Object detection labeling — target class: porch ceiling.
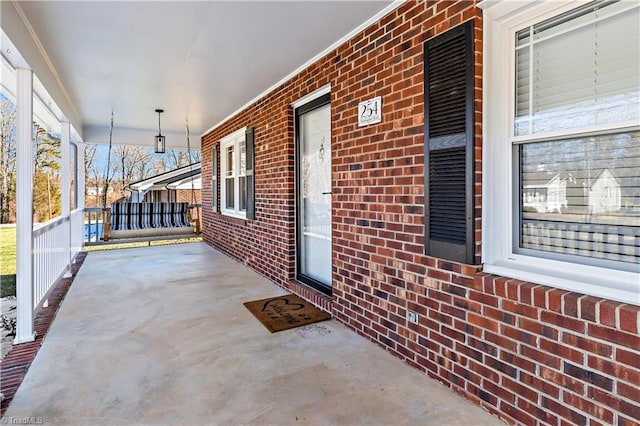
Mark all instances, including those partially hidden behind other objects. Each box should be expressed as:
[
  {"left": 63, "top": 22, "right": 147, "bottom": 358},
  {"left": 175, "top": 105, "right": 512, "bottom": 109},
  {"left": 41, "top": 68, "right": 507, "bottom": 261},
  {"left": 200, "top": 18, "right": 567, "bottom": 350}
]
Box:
[{"left": 10, "top": 1, "right": 393, "bottom": 149}]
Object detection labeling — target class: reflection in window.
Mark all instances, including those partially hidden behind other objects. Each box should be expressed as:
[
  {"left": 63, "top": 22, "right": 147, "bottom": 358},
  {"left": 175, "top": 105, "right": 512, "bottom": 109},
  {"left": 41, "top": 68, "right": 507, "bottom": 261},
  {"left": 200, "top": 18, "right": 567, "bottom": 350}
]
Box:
[{"left": 519, "top": 132, "right": 639, "bottom": 268}]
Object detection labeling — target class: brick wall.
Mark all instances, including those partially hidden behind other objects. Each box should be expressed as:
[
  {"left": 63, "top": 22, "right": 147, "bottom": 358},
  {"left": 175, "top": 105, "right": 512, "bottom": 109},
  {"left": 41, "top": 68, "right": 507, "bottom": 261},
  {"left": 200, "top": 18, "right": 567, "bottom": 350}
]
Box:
[
  {"left": 201, "top": 1, "right": 640, "bottom": 425},
  {"left": 176, "top": 189, "right": 201, "bottom": 205}
]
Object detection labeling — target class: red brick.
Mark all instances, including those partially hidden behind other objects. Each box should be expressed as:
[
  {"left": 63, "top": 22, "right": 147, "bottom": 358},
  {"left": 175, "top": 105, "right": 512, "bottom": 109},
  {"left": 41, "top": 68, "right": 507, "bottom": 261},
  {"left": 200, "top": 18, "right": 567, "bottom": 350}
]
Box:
[
  {"left": 502, "top": 299, "right": 539, "bottom": 319},
  {"left": 587, "top": 355, "right": 640, "bottom": 386},
  {"left": 579, "top": 295, "right": 600, "bottom": 322},
  {"left": 619, "top": 304, "right": 639, "bottom": 334},
  {"left": 562, "top": 390, "right": 614, "bottom": 423},
  {"left": 588, "top": 386, "right": 640, "bottom": 422},
  {"left": 588, "top": 324, "right": 640, "bottom": 351},
  {"left": 541, "top": 396, "right": 587, "bottom": 425},
  {"left": 499, "top": 401, "right": 537, "bottom": 426},
  {"left": 539, "top": 365, "right": 585, "bottom": 394},
  {"left": 516, "top": 398, "right": 558, "bottom": 425},
  {"left": 619, "top": 416, "right": 640, "bottom": 426},
  {"left": 532, "top": 285, "right": 547, "bottom": 309},
  {"left": 616, "top": 348, "right": 640, "bottom": 369},
  {"left": 483, "top": 379, "right": 515, "bottom": 404},
  {"left": 540, "top": 339, "right": 584, "bottom": 364},
  {"left": 562, "top": 332, "right": 612, "bottom": 357},
  {"left": 618, "top": 381, "right": 639, "bottom": 401},
  {"left": 468, "top": 312, "right": 499, "bottom": 333},
  {"left": 547, "top": 289, "right": 565, "bottom": 313},
  {"left": 520, "top": 371, "right": 560, "bottom": 399},
  {"left": 540, "top": 311, "right": 585, "bottom": 334},
  {"left": 598, "top": 299, "right": 618, "bottom": 327}
]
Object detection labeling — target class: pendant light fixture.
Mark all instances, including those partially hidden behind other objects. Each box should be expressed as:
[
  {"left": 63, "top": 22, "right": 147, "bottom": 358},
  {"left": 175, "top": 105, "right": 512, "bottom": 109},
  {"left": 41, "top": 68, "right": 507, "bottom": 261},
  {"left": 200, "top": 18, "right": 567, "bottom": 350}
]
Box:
[{"left": 154, "top": 108, "right": 166, "bottom": 153}]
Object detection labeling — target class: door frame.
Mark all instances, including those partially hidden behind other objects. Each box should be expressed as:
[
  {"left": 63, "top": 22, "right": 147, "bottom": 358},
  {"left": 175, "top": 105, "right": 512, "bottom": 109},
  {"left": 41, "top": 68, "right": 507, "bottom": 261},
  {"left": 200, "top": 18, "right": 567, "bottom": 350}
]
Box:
[{"left": 294, "top": 92, "right": 332, "bottom": 295}]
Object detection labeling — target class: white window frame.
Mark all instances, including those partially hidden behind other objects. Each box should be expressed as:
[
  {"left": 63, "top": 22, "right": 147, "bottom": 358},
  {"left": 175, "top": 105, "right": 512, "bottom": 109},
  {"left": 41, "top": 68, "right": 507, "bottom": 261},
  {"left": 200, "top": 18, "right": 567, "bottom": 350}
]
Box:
[
  {"left": 480, "top": 0, "right": 640, "bottom": 305},
  {"left": 220, "top": 127, "right": 247, "bottom": 219}
]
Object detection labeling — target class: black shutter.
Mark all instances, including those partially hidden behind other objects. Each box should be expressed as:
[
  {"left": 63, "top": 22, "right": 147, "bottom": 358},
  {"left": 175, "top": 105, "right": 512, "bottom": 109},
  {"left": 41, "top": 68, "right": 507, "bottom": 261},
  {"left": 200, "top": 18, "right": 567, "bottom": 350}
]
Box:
[
  {"left": 423, "top": 21, "right": 475, "bottom": 264},
  {"left": 245, "top": 127, "right": 255, "bottom": 220},
  {"left": 212, "top": 145, "right": 218, "bottom": 211}
]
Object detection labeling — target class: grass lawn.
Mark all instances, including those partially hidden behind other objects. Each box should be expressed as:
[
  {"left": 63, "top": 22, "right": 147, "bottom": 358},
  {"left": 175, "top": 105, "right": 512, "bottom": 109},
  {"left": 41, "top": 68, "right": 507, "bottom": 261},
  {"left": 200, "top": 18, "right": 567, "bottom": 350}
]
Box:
[{"left": 1, "top": 225, "right": 16, "bottom": 297}]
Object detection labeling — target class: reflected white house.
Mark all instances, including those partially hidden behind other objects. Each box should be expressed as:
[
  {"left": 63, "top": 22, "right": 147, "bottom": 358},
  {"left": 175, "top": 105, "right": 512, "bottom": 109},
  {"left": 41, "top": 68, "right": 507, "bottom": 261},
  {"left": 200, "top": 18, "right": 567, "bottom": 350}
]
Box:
[
  {"left": 589, "top": 169, "right": 622, "bottom": 214},
  {"left": 523, "top": 174, "right": 568, "bottom": 213},
  {"left": 523, "top": 169, "right": 625, "bottom": 215}
]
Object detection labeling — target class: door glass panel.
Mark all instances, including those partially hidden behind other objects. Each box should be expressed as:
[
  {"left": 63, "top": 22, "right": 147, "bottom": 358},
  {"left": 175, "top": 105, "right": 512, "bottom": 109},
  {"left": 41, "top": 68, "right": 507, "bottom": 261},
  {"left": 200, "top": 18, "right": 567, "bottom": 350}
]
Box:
[{"left": 298, "top": 103, "right": 332, "bottom": 287}]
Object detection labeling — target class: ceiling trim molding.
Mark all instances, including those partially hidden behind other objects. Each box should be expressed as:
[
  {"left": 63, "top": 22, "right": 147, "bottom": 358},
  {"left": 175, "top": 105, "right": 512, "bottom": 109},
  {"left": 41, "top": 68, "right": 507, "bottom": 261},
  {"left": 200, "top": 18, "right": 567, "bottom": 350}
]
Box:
[{"left": 201, "top": 0, "right": 404, "bottom": 138}]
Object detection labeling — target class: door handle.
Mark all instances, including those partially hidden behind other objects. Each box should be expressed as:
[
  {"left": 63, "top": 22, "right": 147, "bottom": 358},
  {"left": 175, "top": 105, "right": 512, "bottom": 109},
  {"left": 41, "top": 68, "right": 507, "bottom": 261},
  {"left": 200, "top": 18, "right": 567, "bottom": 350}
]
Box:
[{"left": 322, "top": 192, "right": 332, "bottom": 195}]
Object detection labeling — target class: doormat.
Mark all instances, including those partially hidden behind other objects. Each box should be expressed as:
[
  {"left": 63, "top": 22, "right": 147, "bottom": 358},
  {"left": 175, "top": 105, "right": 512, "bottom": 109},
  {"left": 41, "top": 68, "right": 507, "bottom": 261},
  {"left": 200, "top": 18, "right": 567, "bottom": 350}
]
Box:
[{"left": 243, "top": 294, "right": 331, "bottom": 333}]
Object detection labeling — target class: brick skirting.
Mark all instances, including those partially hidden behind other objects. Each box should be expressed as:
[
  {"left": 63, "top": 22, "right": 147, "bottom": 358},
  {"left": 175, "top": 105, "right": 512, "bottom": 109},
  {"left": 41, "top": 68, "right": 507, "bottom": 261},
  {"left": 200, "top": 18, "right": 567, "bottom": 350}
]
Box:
[{"left": 0, "top": 252, "right": 87, "bottom": 416}]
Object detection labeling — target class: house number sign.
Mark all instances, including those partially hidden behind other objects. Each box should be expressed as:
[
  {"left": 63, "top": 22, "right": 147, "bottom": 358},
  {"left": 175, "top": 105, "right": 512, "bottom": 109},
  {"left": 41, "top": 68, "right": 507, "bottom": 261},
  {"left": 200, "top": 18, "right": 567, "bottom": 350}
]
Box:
[{"left": 358, "top": 96, "right": 382, "bottom": 127}]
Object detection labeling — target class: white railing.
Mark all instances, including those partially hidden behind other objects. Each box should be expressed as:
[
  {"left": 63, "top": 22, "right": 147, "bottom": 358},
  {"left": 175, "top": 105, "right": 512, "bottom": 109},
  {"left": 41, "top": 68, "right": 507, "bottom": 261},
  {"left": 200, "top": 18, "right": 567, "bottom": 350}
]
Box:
[
  {"left": 70, "top": 208, "right": 85, "bottom": 254},
  {"left": 32, "top": 215, "right": 70, "bottom": 309},
  {"left": 84, "top": 207, "right": 107, "bottom": 244}
]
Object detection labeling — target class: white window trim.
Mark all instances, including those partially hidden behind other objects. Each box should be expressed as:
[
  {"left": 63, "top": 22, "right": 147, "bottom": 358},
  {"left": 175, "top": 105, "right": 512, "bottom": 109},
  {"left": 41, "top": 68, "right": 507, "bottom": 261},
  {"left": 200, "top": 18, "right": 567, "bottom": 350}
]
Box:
[
  {"left": 480, "top": 1, "right": 640, "bottom": 305},
  {"left": 220, "top": 127, "right": 247, "bottom": 219}
]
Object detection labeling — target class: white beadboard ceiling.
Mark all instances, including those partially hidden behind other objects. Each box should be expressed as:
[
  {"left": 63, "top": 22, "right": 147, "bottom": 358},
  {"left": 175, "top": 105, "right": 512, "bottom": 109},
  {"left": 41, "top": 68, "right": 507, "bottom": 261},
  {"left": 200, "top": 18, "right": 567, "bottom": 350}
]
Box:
[{"left": 5, "top": 1, "right": 394, "bottom": 149}]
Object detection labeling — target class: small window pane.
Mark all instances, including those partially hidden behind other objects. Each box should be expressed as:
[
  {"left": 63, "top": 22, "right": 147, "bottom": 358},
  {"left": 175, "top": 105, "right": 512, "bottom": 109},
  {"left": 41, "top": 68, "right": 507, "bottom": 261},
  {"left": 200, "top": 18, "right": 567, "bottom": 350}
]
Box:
[
  {"left": 239, "top": 176, "right": 247, "bottom": 211},
  {"left": 240, "top": 142, "right": 246, "bottom": 175},
  {"left": 226, "top": 146, "right": 235, "bottom": 177},
  {"left": 225, "top": 177, "right": 234, "bottom": 208},
  {"left": 518, "top": 131, "right": 640, "bottom": 269}
]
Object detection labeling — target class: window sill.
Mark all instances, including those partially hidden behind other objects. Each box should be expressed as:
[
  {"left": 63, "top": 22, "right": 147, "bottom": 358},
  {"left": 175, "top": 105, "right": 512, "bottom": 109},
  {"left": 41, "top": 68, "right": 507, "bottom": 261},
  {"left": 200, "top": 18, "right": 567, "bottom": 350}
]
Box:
[
  {"left": 219, "top": 211, "right": 247, "bottom": 225},
  {"left": 483, "top": 258, "right": 640, "bottom": 305}
]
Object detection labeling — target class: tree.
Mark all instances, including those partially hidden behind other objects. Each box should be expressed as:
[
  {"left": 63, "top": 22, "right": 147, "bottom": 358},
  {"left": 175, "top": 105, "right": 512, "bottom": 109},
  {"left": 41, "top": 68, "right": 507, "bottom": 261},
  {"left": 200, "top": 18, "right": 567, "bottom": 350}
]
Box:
[
  {"left": 32, "top": 124, "right": 61, "bottom": 222},
  {"left": 113, "top": 145, "right": 152, "bottom": 194},
  {"left": 84, "top": 144, "right": 97, "bottom": 203},
  {"left": 0, "top": 97, "right": 16, "bottom": 223}
]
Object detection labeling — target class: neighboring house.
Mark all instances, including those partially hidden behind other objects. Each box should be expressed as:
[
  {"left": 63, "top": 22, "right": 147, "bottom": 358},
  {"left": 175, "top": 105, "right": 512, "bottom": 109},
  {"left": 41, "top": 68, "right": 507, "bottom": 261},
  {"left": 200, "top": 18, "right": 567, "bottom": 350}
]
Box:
[
  {"left": 85, "top": 186, "right": 114, "bottom": 197},
  {"left": 523, "top": 168, "right": 626, "bottom": 216},
  {"left": 589, "top": 168, "right": 622, "bottom": 214},
  {"left": 125, "top": 163, "right": 201, "bottom": 204},
  {"left": 523, "top": 173, "right": 570, "bottom": 214}
]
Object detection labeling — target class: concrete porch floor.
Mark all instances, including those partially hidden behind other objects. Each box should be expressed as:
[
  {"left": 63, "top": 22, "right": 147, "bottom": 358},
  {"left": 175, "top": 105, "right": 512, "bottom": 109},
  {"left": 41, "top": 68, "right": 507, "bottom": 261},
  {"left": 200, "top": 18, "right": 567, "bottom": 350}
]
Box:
[{"left": 4, "top": 243, "right": 503, "bottom": 425}]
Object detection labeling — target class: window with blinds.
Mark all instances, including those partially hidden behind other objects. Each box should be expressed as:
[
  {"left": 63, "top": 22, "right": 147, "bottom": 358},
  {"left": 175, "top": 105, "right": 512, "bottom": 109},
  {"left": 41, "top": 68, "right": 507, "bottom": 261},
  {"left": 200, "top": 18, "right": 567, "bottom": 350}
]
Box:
[
  {"left": 514, "top": 1, "right": 640, "bottom": 272},
  {"left": 515, "top": 1, "right": 639, "bottom": 136}
]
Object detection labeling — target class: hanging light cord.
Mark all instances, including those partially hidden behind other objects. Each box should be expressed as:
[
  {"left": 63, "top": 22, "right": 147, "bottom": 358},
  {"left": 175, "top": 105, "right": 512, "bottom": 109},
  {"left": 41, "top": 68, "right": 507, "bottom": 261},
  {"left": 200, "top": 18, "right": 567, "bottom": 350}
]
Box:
[
  {"left": 186, "top": 118, "right": 196, "bottom": 206},
  {"left": 103, "top": 111, "right": 114, "bottom": 208}
]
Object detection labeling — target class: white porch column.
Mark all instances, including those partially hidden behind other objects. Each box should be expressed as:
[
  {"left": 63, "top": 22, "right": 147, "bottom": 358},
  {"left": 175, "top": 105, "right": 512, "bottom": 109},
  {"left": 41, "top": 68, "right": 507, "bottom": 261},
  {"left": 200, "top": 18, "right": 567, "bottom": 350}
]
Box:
[
  {"left": 15, "top": 68, "right": 35, "bottom": 344},
  {"left": 61, "top": 121, "right": 72, "bottom": 277}
]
